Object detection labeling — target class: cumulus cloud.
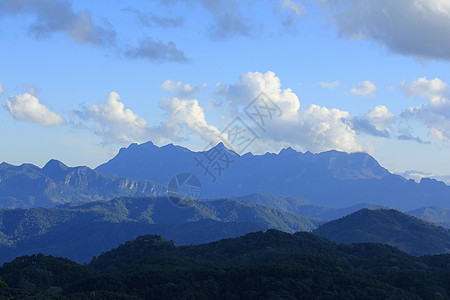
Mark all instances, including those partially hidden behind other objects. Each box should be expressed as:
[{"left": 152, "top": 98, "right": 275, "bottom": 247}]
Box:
[
  {"left": 216, "top": 71, "right": 300, "bottom": 121},
  {"left": 159, "top": 96, "right": 224, "bottom": 145},
  {"left": 0, "top": 0, "right": 115, "bottom": 45},
  {"left": 401, "top": 77, "right": 450, "bottom": 142},
  {"left": 216, "top": 71, "right": 362, "bottom": 153},
  {"left": 351, "top": 81, "right": 377, "bottom": 98},
  {"left": 352, "top": 105, "right": 395, "bottom": 138},
  {"left": 401, "top": 77, "right": 448, "bottom": 105},
  {"left": 319, "top": 80, "right": 339, "bottom": 89},
  {"left": 5, "top": 93, "right": 66, "bottom": 126},
  {"left": 160, "top": 80, "right": 206, "bottom": 99},
  {"left": 318, "top": 0, "right": 450, "bottom": 61},
  {"left": 74, "top": 92, "right": 162, "bottom": 145},
  {"left": 125, "top": 37, "right": 188, "bottom": 62},
  {"left": 74, "top": 89, "right": 222, "bottom": 147}
]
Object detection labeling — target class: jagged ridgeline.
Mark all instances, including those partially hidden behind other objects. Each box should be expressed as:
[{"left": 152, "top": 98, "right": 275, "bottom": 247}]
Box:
[
  {"left": 0, "top": 160, "right": 168, "bottom": 208},
  {"left": 96, "top": 141, "right": 450, "bottom": 210}
]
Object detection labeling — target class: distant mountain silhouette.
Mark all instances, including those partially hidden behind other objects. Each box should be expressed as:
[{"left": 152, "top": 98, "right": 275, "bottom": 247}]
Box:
[
  {"left": 0, "top": 160, "right": 167, "bottom": 208},
  {"left": 235, "top": 193, "right": 387, "bottom": 221},
  {"left": 313, "top": 208, "right": 450, "bottom": 256},
  {"left": 96, "top": 141, "right": 450, "bottom": 210},
  {"left": 408, "top": 206, "right": 450, "bottom": 229}
]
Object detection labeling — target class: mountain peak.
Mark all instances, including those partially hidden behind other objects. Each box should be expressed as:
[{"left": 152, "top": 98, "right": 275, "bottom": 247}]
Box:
[
  {"left": 208, "top": 142, "right": 239, "bottom": 156},
  {"left": 42, "top": 159, "right": 70, "bottom": 181},
  {"left": 279, "top": 147, "right": 298, "bottom": 155},
  {"left": 43, "top": 159, "right": 69, "bottom": 171}
]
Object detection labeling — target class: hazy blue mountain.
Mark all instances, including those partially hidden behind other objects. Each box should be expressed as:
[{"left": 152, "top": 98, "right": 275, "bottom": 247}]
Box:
[
  {"left": 0, "top": 196, "right": 318, "bottom": 263},
  {"left": 314, "top": 208, "right": 450, "bottom": 256},
  {"left": 0, "top": 159, "right": 168, "bottom": 208},
  {"left": 234, "top": 193, "right": 387, "bottom": 221},
  {"left": 408, "top": 206, "right": 450, "bottom": 229},
  {"left": 96, "top": 141, "right": 450, "bottom": 210}
]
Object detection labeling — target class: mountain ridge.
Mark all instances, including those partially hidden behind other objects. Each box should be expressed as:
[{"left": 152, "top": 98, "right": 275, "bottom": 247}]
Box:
[
  {"left": 0, "top": 160, "right": 168, "bottom": 208},
  {"left": 95, "top": 141, "right": 450, "bottom": 210}
]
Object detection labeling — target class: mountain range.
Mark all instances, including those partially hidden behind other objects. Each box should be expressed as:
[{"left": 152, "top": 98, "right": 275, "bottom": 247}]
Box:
[
  {"left": 96, "top": 141, "right": 450, "bottom": 210},
  {"left": 0, "top": 159, "right": 167, "bottom": 208},
  {"left": 1, "top": 141, "right": 449, "bottom": 212}
]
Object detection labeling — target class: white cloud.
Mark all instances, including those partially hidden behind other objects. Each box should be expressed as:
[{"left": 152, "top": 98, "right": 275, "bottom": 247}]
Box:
[
  {"left": 351, "top": 81, "right": 377, "bottom": 98},
  {"left": 158, "top": 80, "right": 222, "bottom": 145},
  {"left": 0, "top": 83, "right": 4, "bottom": 96},
  {"left": 216, "top": 71, "right": 362, "bottom": 153},
  {"left": 159, "top": 96, "right": 224, "bottom": 145},
  {"left": 160, "top": 80, "right": 206, "bottom": 99},
  {"left": 365, "top": 105, "right": 395, "bottom": 132},
  {"left": 352, "top": 105, "right": 395, "bottom": 138},
  {"left": 401, "top": 77, "right": 450, "bottom": 142},
  {"left": 75, "top": 89, "right": 222, "bottom": 147},
  {"left": 318, "top": 0, "right": 450, "bottom": 61},
  {"left": 5, "top": 93, "right": 66, "bottom": 126},
  {"left": 216, "top": 71, "right": 300, "bottom": 121},
  {"left": 75, "top": 92, "right": 160, "bottom": 145},
  {"left": 401, "top": 77, "right": 448, "bottom": 105},
  {"left": 319, "top": 80, "right": 339, "bottom": 89}
]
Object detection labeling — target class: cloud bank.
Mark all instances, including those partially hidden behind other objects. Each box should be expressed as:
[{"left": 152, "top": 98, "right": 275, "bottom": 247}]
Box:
[
  {"left": 319, "top": 0, "right": 450, "bottom": 61},
  {"left": 0, "top": 0, "right": 115, "bottom": 45}
]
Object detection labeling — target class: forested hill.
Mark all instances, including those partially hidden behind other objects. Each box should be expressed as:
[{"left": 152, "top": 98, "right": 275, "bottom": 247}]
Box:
[
  {"left": 0, "top": 196, "right": 318, "bottom": 263},
  {"left": 0, "top": 230, "right": 449, "bottom": 299},
  {"left": 314, "top": 208, "right": 450, "bottom": 256}
]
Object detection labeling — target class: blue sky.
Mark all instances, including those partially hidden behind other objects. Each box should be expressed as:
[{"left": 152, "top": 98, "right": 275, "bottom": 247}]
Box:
[{"left": 0, "top": 0, "right": 449, "bottom": 183}]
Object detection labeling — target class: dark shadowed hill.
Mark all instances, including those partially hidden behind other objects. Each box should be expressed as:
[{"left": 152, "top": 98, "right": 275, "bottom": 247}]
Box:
[
  {"left": 1, "top": 230, "right": 449, "bottom": 299},
  {"left": 313, "top": 208, "right": 450, "bottom": 256},
  {"left": 95, "top": 141, "right": 450, "bottom": 210}
]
